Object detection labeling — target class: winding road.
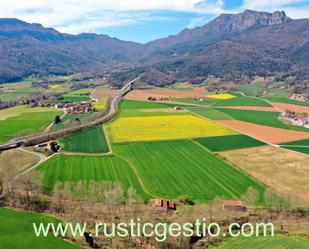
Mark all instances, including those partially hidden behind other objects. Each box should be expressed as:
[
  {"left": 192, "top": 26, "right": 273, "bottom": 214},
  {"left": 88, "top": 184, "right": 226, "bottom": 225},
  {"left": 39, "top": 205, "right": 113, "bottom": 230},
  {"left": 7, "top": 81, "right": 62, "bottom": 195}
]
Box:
[{"left": 0, "top": 78, "right": 138, "bottom": 152}]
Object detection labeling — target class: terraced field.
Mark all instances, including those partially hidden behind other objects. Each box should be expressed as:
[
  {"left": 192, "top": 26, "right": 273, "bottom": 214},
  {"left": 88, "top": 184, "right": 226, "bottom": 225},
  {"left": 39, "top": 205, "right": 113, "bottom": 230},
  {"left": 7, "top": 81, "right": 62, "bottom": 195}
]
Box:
[
  {"left": 195, "top": 134, "right": 265, "bottom": 152},
  {"left": 60, "top": 126, "right": 109, "bottom": 153},
  {"left": 0, "top": 106, "right": 63, "bottom": 143},
  {"left": 106, "top": 114, "right": 237, "bottom": 143},
  {"left": 114, "top": 140, "right": 265, "bottom": 202},
  {"left": 209, "top": 235, "right": 309, "bottom": 249},
  {"left": 0, "top": 208, "right": 82, "bottom": 249},
  {"left": 216, "top": 108, "right": 309, "bottom": 132}
]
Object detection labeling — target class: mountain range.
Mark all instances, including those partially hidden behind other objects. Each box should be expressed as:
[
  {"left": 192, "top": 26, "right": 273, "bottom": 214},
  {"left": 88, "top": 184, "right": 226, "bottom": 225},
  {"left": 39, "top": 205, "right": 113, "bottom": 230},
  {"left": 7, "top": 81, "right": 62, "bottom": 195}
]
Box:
[{"left": 1, "top": 10, "right": 309, "bottom": 85}]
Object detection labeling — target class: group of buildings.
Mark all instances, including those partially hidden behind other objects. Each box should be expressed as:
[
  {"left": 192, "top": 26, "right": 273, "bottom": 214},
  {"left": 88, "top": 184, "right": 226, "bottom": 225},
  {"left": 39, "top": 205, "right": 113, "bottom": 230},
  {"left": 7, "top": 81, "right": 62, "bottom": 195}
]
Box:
[
  {"left": 280, "top": 110, "right": 309, "bottom": 128},
  {"left": 56, "top": 101, "right": 97, "bottom": 114}
]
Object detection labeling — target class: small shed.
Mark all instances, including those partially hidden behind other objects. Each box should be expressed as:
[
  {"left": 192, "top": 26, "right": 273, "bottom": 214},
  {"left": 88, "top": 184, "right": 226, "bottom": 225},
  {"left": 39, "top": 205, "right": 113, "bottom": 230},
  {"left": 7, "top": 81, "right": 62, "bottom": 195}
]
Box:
[{"left": 223, "top": 200, "right": 246, "bottom": 211}]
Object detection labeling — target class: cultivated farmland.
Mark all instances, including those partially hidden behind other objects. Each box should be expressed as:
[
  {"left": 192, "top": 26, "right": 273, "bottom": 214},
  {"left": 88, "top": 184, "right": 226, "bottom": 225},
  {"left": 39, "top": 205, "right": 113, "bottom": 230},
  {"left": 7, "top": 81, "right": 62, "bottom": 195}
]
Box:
[
  {"left": 216, "top": 108, "right": 309, "bottom": 132},
  {"left": 280, "top": 138, "right": 309, "bottom": 155},
  {"left": 113, "top": 140, "right": 265, "bottom": 202},
  {"left": 0, "top": 208, "right": 82, "bottom": 249},
  {"left": 106, "top": 114, "right": 237, "bottom": 143},
  {"left": 195, "top": 134, "right": 265, "bottom": 152},
  {"left": 119, "top": 99, "right": 187, "bottom": 109},
  {"left": 188, "top": 107, "right": 233, "bottom": 120},
  {"left": 212, "top": 95, "right": 271, "bottom": 107},
  {"left": 60, "top": 126, "right": 109, "bottom": 154},
  {"left": 207, "top": 93, "right": 236, "bottom": 100},
  {"left": 209, "top": 235, "right": 309, "bottom": 249},
  {"left": 0, "top": 106, "right": 63, "bottom": 143},
  {"left": 37, "top": 154, "right": 149, "bottom": 199}
]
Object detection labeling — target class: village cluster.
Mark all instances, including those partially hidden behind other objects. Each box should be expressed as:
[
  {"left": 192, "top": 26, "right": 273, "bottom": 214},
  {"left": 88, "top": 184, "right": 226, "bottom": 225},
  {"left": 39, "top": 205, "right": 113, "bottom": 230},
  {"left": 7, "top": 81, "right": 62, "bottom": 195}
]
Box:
[
  {"left": 55, "top": 100, "right": 97, "bottom": 114},
  {"left": 280, "top": 110, "right": 309, "bottom": 128}
]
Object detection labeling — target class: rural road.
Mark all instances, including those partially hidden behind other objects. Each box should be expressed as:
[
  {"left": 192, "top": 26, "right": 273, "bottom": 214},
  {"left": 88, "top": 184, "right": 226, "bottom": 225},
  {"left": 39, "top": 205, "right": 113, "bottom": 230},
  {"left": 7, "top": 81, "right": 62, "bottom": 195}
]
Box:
[{"left": 0, "top": 77, "right": 138, "bottom": 151}]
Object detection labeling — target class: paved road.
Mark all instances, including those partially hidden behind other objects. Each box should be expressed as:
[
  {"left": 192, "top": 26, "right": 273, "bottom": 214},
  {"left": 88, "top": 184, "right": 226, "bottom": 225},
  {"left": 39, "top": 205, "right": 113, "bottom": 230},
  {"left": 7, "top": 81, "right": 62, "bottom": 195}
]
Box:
[{"left": 0, "top": 78, "right": 138, "bottom": 151}]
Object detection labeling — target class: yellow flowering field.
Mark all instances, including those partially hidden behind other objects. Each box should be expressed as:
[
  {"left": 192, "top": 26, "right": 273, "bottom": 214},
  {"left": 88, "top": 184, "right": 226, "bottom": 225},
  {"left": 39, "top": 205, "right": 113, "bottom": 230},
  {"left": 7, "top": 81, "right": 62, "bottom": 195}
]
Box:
[
  {"left": 207, "top": 93, "right": 236, "bottom": 100},
  {"left": 106, "top": 114, "right": 237, "bottom": 143},
  {"left": 93, "top": 99, "right": 106, "bottom": 110}
]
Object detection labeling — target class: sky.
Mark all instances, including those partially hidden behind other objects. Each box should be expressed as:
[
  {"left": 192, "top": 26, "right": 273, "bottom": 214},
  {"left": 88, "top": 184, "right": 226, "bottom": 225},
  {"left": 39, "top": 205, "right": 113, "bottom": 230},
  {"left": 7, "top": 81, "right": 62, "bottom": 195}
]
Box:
[{"left": 0, "top": 0, "right": 309, "bottom": 43}]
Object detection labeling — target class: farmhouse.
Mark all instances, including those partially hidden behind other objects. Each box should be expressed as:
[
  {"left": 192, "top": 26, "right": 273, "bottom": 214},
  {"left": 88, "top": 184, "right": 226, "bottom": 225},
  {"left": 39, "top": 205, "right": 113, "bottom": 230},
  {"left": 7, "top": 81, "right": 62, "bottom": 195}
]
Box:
[
  {"left": 149, "top": 199, "right": 176, "bottom": 212},
  {"left": 223, "top": 200, "right": 247, "bottom": 211},
  {"left": 35, "top": 140, "right": 61, "bottom": 153}
]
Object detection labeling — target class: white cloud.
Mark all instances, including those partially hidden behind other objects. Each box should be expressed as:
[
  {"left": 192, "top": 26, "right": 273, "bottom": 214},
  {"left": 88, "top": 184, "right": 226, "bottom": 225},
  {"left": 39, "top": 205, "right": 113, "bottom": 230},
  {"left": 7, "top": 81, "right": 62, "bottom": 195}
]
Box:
[{"left": 0, "top": 0, "right": 308, "bottom": 35}]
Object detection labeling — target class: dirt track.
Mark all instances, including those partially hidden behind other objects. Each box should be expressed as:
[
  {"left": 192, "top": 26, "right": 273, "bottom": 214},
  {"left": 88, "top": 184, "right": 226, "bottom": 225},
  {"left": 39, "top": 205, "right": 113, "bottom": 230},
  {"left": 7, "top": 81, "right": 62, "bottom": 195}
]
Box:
[{"left": 217, "top": 119, "right": 309, "bottom": 144}]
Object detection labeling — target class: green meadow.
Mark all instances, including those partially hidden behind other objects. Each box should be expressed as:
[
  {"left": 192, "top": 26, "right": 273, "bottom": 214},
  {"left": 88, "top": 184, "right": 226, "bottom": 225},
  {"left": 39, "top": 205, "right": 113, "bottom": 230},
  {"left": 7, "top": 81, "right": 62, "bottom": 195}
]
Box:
[
  {"left": 280, "top": 138, "right": 309, "bottom": 155},
  {"left": 208, "top": 235, "right": 309, "bottom": 249},
  {"left": 120, "top": 99, "right": 188, "bottom": 109},
  {"left": 60, "top": 126, "right": 109, "bottom": 154},
  {"left": 212, "top": 95, "right": 271, "bottom": 107},
  {"left": 195, "top": 134, "right": 265, "bottom": 152},
  {"left": 38, "top": 140, "right": 264, "bottom": 202},
  {"left": 188, "top": 107, "right": 233, "bottom": 120},
  {"left": 37, "top": 154, "right": 149, "bottom": 198},
  {"left": 0, "top": 106, "right": 63, "bottom": 143},
  {"left": 0, "top": 208, "right": 82, "bottom": 249}
]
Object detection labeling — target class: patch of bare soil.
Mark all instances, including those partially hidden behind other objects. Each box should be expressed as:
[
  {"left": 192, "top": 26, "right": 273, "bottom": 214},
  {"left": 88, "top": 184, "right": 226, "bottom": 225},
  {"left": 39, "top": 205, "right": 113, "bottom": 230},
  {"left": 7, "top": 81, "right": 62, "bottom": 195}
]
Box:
[
  {"left": 216, "top": 106, "right": 281, "bottom": 112},
  {"left": 271, "top": 102, "right": 309, "bottom": 113},
  {"left": 220, "top": 145, "right": 309, "bottom": 206},
  {"left": 92, "top": 88, "right": 118, "bottom": 99},
  {"left": 125, "top": 87, "right": 206, "bottom": 100},
  {"left": 217, "top": 120, "right": 309, "bottom": 144}
]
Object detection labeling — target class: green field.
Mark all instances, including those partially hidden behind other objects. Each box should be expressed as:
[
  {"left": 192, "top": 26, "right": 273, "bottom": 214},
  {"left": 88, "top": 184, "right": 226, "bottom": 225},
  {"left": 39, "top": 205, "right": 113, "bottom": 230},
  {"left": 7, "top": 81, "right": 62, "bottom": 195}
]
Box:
[
  {"left": 264, "top": 96, "right": 309, "bottom": 106},
  {"left": 0, "top": 208, "right": 82, "bottom": 249},
  {"left": 38, "top": 140, "right": 264, "bottom": 202},
  {"left": 280, "top": 138, "right": 309, "bottom": 155},
  {"left": 216, "top": 108, "right": 309, "bottom": 132},
  {"left": 56, "top": 95, "right": 90, "bottom": 103},
  {"left": 195, "top": 135, "right": 265, "bottom": 152},
  {"left": 37, "top": 154, "right": 149, "bottom": 198},
  {"left": 61, "top": 126, "right": 109, "bottom": 153},
  {"left": 212, "top": 96, "right": 271, "bottom": 107},
  {"left": 0, "top": 80, "right": 35, "bottom": 101},
  {"left": 113, "top": 140, "right": 265, "bottom": 202},
  {"left": 0, "top": 106, "right": 63, "bottom": 143},
  {"left": 208, "top": 235, "right": 309, "bottom": 249},
  {"left": 188, "top": 107, "right": 233, "bottom": 120},
  {"left": 118, "top": 108, "right": 189, "bottom": 118},
  {"left": 120, "top": 99, "right": 187, "bottom": 109},
  {"left": 175, "top": 98, "right": 213, "bottom": 106}
]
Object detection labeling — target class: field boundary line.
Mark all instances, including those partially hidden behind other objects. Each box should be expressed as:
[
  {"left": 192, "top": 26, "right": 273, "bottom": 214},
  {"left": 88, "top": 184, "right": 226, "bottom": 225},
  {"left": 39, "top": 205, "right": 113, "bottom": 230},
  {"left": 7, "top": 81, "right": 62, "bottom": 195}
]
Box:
[
  {"left": 103, "top": 125, "right": 113, "bottom": 154},
  {"left": 190, "top": 139, "right": 264, "bottom": 197},
  {"left": 113, "top": 152, "right": 154, "bottom": 198},
  {"left": 60, "top": 151, "right": 112, "bottom": 156}
]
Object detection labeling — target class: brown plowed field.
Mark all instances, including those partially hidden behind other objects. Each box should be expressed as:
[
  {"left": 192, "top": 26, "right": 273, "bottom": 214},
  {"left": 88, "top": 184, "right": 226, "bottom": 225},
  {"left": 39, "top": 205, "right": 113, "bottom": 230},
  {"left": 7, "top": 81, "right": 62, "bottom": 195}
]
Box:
[
  {"left": 217, "top": 120, "right": 309, "bottom": 144},
  {"left": 216, "top": 106, "right": 281, "bottom": 112},
  {"left": 92, "top": 88, "right": 118, "bottom": 99},
  {"left": 220, "top": 145, "right": 309, "bottom": 206},
  {"left": 125, "top": 87, "right": 206, "bottom": 100},
  {"left": 271, "top": 102, "right": 309, "bottom": 113}
]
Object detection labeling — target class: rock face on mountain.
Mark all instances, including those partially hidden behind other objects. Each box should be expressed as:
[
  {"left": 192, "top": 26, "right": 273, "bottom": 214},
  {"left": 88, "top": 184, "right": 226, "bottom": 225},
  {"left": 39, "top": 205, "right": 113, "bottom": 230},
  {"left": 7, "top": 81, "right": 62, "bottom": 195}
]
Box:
[{"left": 0, "top": 10, "right": 309, "bottom": 84}]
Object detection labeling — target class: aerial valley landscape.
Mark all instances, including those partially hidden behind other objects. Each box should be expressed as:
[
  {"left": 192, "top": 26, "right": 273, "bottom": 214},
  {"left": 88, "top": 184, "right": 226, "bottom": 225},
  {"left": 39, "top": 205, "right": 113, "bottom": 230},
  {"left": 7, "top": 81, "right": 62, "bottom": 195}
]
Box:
[{"left": 0, "top": 4, "right": 309, "bottom": 249}]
